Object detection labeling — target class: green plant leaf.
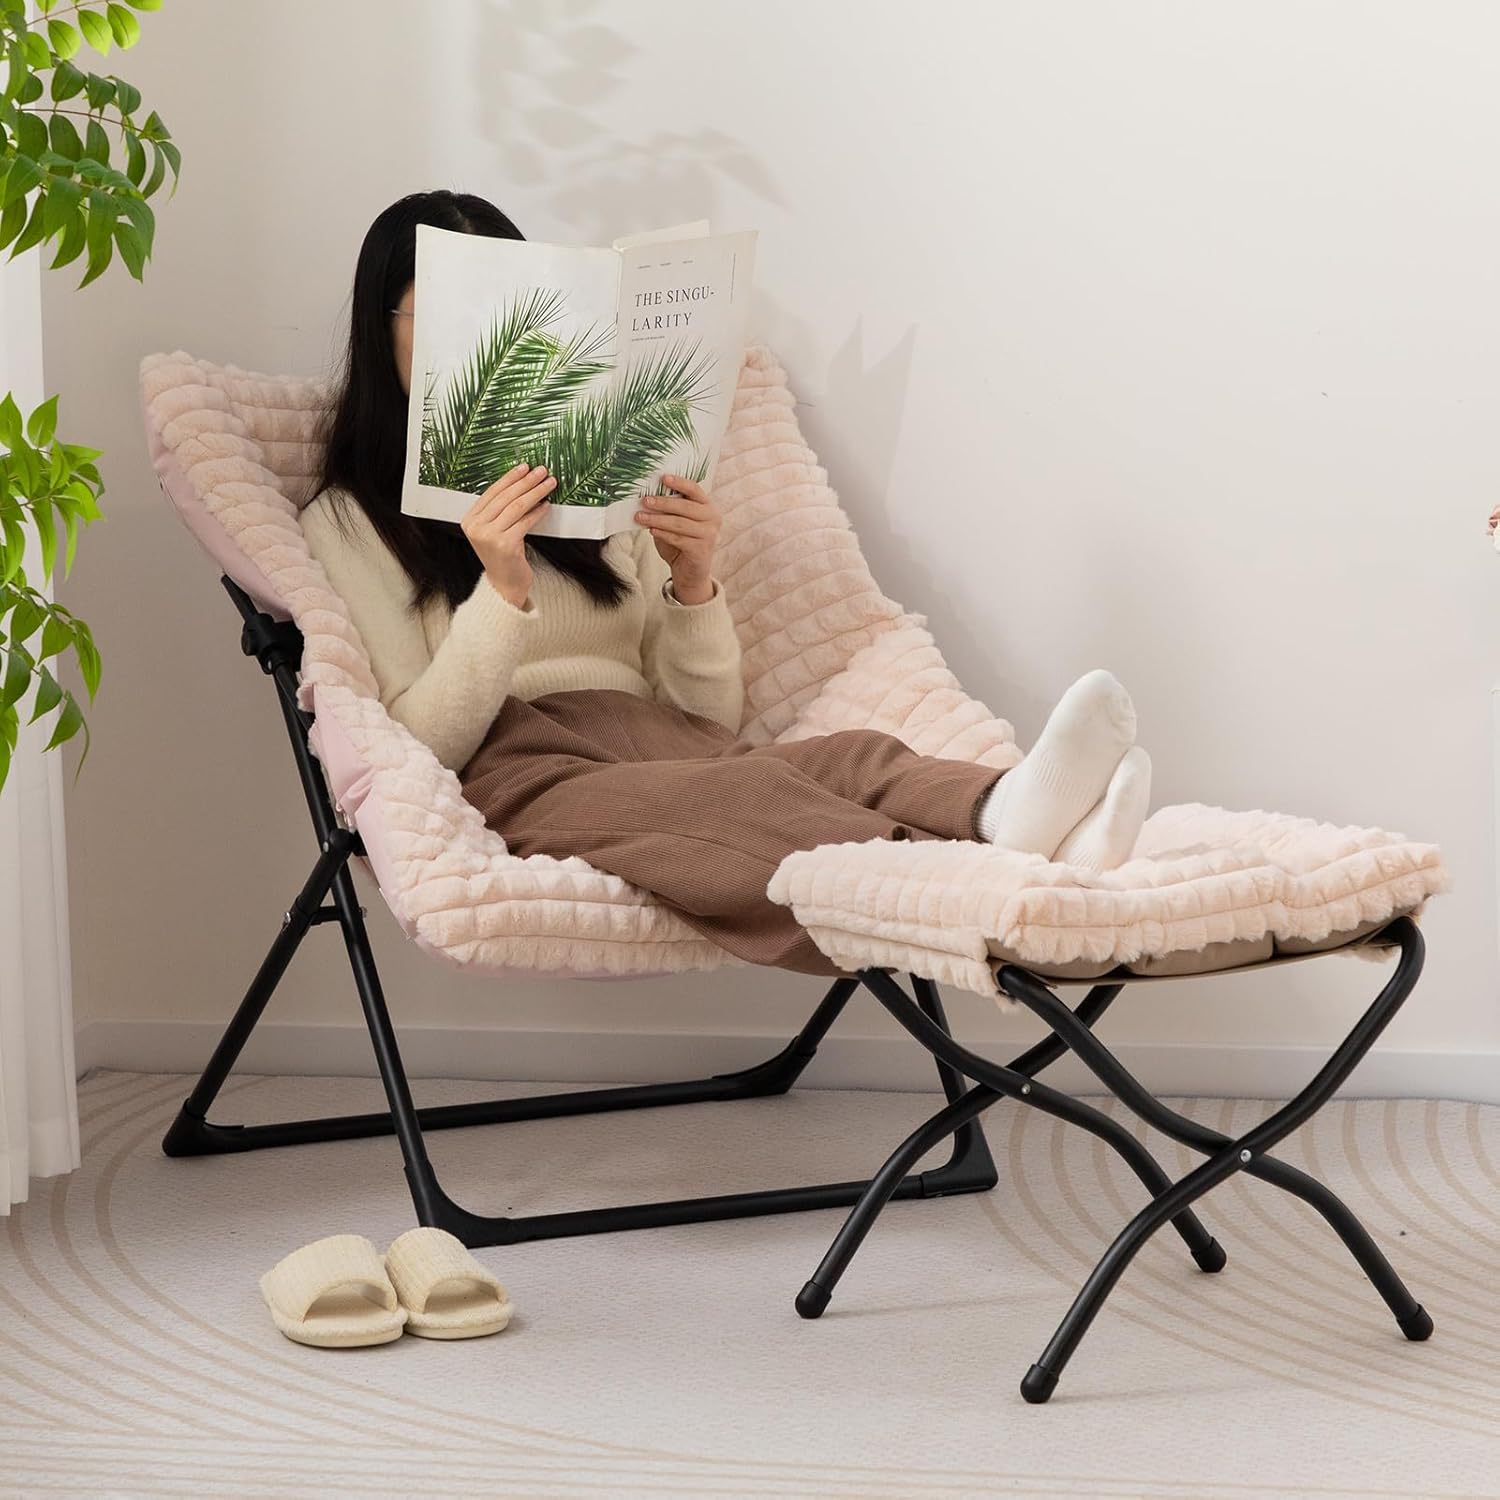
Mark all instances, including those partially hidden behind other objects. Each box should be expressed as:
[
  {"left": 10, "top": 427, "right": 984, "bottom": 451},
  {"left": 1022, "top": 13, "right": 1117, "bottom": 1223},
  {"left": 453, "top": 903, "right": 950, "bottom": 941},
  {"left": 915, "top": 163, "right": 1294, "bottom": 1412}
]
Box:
[
  {"left": 51, "top": 204, "right": 85, "bottom": 268},
  {"left": 83, "top": 70, "right": 114, "bottom": 109},
  {"left": 116, "top": 190, "right": 151, "bottom": 239},
  {"left": 105, "top": 3, "right": 139, "bottom": 47},
  {"left": 141, "top": 108, "right": 167, "bottom": 139},
  {"left": 49, "top": 112, "right": 83, "bottom": 161},
  {"left": 0, "top": 191, "right": 27, "bottom": 252},
  {"left": 141, "top": 138, "right": 164, "bottom": 197},
  {"left": 0, "top": 516, "right": 24, "bottom": 585},
  {"left": 124, "top": 0, "right": 162, "bottom": 10},
  {"left": 58, "top": 496, "right": 79, "bottom": 574},
  {"left": 25, "top": 394, "right": 58, "bottom": 446},
  {"left": 47, "top": 18, "right": 81, "bottom": 61},
  {"left": 43, "top": 687, "right": 81, "bottom": 750},
  {"left": 51, "top": 57, "right": 85, "bottom": 100},
  {"left": 28, "top": 663, "right": 62, "bottom": 722},
  {"left": 11, "top": 191, "right": 50, "bottom": 256},
  {"left": 15, "top": 110, "right": 47, "bottom": 159},
  {"left": 112, "top": 216, "right": 144, "bottom": 277},
  {"left": 537, "top": 343, "right": 713, "bottom": 509},
  {"left": 77, "top": 9, "right": 111, "bottom": 53},
  {"left": 40, "top": 171, "right": 81, "bottom": 234},
  {"left": 77, "top": 189, "right": 116, "bottom": 286},
  {"left": 419, "top": 291, "right": 616, "bottom": 493},
  {"left": 31, "top": 495, "right": 55, "bottom": 578},
  {"left": 122, "top": 128, "right": 144, "bottom": 185},
  {"left": 84, "top": 117, "right": 109, "bottom": 165},
  {"left": 22, "top": 29, "right": 50, "bottom": 69},
  {"left": 113, "top": 77, "right": 140, "bottom": 115},
  {"left": 10, "top": 438, "right": 39, "bottom": 494},
  {"left": 1, "top": 639, "right": 32, "bottom": 709},
  {"left": 73, "top": 621, "right": 100, "bottom": 696},
  {"left": 39, "top": 613, "right": 70, "bottom": 662},
  {"left": 0, "top": 393, "right": 21, "bottom": 449},
  {"left": 17, "top": 71, "right": 43, "bottom": 105},
  {"left": 2, "top": 152, "right": 41, "bottom": 206},
  {"left": 8, "top": 594, "right": 43, "bottom": 644}
]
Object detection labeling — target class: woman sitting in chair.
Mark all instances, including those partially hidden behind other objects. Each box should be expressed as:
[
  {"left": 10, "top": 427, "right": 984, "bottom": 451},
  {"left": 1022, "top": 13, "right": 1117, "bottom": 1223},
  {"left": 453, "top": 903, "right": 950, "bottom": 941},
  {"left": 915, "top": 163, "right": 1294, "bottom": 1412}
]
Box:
[{"left": 302, "top": 190, "right": 1153, "bottom": 976}]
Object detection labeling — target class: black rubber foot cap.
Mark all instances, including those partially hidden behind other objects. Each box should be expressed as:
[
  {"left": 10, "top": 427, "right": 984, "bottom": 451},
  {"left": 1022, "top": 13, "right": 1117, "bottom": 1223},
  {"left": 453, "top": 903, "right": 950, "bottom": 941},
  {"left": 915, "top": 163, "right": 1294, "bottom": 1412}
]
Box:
[
  {"left": 160, "top": 1107, "right": 209, "bottom": 1158},
  {"left": 1020, "top": 1363, "right": 1059, "bottom": 1404},
  {"left": 1399, "top": 1304, "right": 1434, "bottom": 1342},
  {"left": 1193, "top": 1237, "right": 1228, "bottom": 1274},
  {"left": 796, "top": 1281, "right": 831, "bottom": 1320}
]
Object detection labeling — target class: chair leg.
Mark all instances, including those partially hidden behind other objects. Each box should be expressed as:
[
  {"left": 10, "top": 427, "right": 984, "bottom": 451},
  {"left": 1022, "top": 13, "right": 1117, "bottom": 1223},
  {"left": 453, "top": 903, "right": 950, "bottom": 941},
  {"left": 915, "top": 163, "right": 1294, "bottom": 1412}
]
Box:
[
  {"left": 837, "top": 970, "right": 1226, "bottom": 1277},
  {"left": 797, "top": 1080, "right": 999, "bottom": 1317},
  {"left": 998, "top": 916, "right": 1431, "bottom": 1403},
  {"left": 797, "top": 975, "right": 1156, "bottom": 1318},
  {"left": 161, "top": 846, "right": 1000, "bottom": 1248},
  {"left": 161, "top": 839, "right": 350, "bottom": 1155}
]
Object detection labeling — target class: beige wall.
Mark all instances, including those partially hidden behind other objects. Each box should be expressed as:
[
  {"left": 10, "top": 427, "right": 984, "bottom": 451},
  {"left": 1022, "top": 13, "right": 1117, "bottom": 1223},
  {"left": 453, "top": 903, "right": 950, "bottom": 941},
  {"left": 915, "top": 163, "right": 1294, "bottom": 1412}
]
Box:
[{"left": 51, "top": 0, "right": 1500, "bottom": 1083}]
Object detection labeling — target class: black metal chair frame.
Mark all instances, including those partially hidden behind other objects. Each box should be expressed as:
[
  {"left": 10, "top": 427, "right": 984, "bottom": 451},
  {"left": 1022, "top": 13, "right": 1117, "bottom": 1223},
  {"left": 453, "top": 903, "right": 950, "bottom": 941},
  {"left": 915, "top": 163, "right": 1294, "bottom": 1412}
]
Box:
[{"left": 166, "top": 575, "right": 1432, "bottom": 1402}]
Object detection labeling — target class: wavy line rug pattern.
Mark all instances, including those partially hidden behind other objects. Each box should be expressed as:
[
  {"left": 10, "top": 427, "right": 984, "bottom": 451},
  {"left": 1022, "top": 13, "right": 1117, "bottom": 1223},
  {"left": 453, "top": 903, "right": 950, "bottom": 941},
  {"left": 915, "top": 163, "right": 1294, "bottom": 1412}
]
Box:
[{"left": 0, "top": 1070, "right": 1496, "bottom": 1499}]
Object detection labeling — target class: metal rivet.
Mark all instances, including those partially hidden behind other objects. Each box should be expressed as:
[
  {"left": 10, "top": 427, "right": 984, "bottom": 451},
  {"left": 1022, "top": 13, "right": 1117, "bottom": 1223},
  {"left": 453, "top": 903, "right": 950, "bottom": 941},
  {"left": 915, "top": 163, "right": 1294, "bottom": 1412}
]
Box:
[
  {"left": 1239, "top": 1149, "right": 1252, "bottom": 1163},
  {"left": 1021, "top": 1084, "right": 1032, "bottom": 1096}
]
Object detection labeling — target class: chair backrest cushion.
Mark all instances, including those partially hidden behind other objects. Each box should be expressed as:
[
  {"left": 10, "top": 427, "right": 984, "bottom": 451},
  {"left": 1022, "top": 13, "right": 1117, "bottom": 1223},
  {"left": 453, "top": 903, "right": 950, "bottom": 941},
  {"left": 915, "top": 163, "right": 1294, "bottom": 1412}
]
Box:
[{"left": 142, "top": 344, "right": 920, "bottom": 738}]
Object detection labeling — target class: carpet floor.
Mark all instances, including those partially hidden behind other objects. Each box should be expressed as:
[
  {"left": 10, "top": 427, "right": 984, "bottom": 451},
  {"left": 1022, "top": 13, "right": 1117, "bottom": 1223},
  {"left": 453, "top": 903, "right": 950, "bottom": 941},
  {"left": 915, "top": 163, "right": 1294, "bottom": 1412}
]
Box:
[{"left": 2, "top": 1070, "right": 1497, "bottom": 1498}]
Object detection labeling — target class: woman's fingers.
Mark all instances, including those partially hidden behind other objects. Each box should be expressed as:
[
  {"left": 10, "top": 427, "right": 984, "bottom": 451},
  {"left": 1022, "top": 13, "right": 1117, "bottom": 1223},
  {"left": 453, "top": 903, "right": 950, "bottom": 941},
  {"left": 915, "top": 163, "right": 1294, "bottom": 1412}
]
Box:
[
  {"left": 499, "top": 473, "right": 557, "bottom": 526},
  {"left": 640, "top": 492, "right": 710, "bottom": 520},
  {"left": 659, "top": 474, "right": 710, "bottom": 504},
  {"left": 480, "top": 470, "right": 555, "bottom": 529},
  {"left": 638, "top": 513, "right": 711, "bottom": 540},
  {"left": 472, "top": 465, "right": 552, "bottom": 526},
  {"left": 471, "top": 464, "right": 530, "bottom": 515}
]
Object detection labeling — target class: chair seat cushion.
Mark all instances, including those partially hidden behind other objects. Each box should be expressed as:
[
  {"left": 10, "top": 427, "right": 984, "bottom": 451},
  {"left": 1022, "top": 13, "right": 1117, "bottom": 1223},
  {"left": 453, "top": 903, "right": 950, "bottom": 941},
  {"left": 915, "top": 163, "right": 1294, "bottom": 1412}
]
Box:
[
  {"left": 766, "top": 803, "right": 1448, "bottom": 999},
  {"left": 143, "top": 343, "right": 1022, "bottom": 979},
  {"left": 143, "top": 343, "right": 1447, "bottom": 990}
]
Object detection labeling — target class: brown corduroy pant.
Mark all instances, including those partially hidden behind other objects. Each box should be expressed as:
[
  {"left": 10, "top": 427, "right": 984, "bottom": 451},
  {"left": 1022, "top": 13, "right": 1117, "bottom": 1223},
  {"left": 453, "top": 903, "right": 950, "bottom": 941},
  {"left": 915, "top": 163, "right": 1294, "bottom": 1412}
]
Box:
[{"left": 458, "top": 689, "right": 1005, "bottom": 976}]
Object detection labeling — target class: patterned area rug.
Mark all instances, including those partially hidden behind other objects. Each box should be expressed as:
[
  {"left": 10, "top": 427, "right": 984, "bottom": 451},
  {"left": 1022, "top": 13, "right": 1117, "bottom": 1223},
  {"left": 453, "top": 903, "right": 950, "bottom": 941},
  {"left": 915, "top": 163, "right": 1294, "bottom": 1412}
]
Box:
[{"left": 2, "top": 1071, "right": 1497, "bottom": 1498}]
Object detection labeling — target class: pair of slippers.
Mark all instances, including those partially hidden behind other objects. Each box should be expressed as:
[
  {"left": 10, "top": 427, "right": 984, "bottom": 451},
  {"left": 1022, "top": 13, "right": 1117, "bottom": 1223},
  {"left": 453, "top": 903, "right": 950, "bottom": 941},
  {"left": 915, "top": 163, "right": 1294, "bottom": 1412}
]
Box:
[{"left": 260, "top": 1227, "right": 513, "bottom": 1348}]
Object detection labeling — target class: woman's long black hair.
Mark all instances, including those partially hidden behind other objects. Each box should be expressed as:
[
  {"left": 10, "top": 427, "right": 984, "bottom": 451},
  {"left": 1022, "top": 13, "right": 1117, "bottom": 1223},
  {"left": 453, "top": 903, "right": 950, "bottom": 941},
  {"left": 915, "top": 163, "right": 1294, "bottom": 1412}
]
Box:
[{"left": 316, "top": 189, "right": 630, "bottom": 611}]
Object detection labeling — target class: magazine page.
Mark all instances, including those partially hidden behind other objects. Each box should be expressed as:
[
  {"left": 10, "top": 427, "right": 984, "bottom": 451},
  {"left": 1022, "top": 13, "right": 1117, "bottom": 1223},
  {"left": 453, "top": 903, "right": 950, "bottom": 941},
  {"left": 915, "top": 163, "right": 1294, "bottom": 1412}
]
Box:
[
  {"left": 400, "top": 224, "right": 621, "bottom": 528},
  {"left": 611, "top": 230, "right": 758, "bottom": 522},
  {"left": 610, "top": 220, "right": 710, "bottom": 251},
  {"left": 400, "top": 224, "right": 757, "bottom": 541}
]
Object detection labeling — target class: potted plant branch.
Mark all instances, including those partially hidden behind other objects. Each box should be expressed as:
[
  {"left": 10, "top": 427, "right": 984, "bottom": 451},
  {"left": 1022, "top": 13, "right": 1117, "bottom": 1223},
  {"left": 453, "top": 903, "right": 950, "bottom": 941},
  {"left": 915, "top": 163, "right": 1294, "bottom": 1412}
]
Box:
[{"left": 0, "top": 0, "right": 179, "bottom": 792}]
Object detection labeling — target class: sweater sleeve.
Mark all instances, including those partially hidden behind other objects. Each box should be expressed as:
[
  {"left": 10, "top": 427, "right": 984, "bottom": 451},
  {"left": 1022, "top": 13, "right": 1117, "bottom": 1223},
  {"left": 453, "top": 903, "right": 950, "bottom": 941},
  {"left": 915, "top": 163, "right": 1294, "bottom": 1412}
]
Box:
[
  {"left": 632, "top": 527, "right": 744, "bottom": 733},
  {"left": 301, "top": 491, "right": 539, "bottom": 772}
]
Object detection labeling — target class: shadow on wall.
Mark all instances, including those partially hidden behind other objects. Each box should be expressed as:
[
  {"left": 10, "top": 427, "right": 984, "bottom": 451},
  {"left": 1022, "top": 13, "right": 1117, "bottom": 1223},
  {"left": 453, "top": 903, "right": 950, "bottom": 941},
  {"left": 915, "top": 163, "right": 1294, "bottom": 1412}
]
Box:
[
  {"left": 472, "top": 0, "right": 782, "bottom": 240},
  {"left": 470, "top": 0, "right": 999, "bottom": 710},
  {"left": 469, "top": 0, "right": 835, "bottom": 377}
]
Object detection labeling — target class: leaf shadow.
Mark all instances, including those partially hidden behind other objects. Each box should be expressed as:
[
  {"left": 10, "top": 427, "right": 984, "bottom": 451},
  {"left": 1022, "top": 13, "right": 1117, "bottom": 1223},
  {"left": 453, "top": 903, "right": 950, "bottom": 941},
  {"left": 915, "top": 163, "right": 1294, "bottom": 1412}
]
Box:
[{"left": 472, "top": 0, "right": 786, "bottom": 244}]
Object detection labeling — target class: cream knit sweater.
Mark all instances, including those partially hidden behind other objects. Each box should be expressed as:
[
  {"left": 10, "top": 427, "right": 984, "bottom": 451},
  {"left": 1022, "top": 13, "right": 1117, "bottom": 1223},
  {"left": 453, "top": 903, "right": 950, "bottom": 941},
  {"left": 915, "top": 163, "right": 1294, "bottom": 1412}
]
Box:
[{"left": 301, "top": 489, "right": 744, "bottom": 772}]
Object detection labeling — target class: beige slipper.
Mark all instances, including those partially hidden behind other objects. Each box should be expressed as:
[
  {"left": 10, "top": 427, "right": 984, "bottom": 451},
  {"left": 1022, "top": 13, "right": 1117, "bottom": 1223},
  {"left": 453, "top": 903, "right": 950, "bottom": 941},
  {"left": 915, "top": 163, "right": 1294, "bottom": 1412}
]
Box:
[
  {"left": 384, "top": 1227, "right": 514, "bottom": 1340},
  {"left": 259, "top": 1233, "right": 407, "bottom": 1348}
]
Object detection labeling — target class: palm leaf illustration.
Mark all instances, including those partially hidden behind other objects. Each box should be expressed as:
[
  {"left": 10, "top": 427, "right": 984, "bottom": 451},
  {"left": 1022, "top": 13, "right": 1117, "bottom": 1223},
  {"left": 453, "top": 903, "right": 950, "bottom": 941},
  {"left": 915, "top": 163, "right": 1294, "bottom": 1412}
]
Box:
[
  {"left": 536, "top": 343, "right": 716, "bottom": 508},
  {"left": 652, "top": 448, "right": 712, "bottom": 494},
  {"left": 418, "top": 288, "right": 613, "bottom": 492}
]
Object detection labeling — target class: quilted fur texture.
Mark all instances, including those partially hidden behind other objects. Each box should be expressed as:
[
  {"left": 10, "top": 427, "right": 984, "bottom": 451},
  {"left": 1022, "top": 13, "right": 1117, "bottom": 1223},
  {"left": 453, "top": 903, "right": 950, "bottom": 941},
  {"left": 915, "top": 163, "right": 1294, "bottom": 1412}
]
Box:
[{"left": 141, "top": 345, "right": 1445, "bottom": 995}]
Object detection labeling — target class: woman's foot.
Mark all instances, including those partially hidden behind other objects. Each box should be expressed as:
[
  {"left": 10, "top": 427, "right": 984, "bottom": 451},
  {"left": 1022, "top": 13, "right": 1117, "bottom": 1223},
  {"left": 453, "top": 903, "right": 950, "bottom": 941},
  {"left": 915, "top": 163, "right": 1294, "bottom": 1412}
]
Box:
[
  {"left": 976, "top": 670, "right": 1136, "bottom": 857},
  {"left": 1054, "top": 746, "right": 1152, "bottom": 873}
]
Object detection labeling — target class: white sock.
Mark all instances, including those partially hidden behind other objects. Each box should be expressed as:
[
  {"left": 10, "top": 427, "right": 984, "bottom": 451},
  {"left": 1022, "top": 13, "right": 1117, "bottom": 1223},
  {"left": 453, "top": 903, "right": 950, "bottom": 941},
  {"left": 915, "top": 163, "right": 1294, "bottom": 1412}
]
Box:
[
  {"left": 976, "top": 669, "right": 1136, "bottom": 858},
  {"left": 1054, "top": 746, "right": 1152, "bottom": 873}
]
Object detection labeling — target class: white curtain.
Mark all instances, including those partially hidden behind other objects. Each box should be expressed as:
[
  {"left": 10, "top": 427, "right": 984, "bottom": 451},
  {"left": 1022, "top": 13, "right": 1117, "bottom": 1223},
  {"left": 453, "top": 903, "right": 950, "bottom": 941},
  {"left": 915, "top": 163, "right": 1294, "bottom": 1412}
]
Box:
[{"left": 0, "top": 245, "right": 79, "bottom": 1213}]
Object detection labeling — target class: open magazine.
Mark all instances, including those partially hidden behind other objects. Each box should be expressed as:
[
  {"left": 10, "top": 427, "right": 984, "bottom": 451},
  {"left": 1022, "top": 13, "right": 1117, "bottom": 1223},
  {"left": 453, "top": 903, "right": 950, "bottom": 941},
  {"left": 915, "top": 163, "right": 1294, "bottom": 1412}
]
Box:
[{"left": 400, "top": 220, "right": 757, "bottom": 539}]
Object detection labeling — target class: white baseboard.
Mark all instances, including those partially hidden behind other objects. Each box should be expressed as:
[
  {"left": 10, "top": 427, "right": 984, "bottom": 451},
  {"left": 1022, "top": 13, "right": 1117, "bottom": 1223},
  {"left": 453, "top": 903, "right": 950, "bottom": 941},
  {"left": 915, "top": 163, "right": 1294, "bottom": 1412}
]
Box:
[{"left": 72, "top": 1018, "right": 1500, "bottom": 1103}]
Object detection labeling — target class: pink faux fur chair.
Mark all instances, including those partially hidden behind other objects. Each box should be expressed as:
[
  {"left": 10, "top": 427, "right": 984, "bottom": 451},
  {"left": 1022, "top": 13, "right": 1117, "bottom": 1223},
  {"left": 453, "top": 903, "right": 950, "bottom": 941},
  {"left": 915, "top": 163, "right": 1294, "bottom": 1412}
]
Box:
[{"left": 141, "top": 343, "right": 1446, "bottom": 1402}]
